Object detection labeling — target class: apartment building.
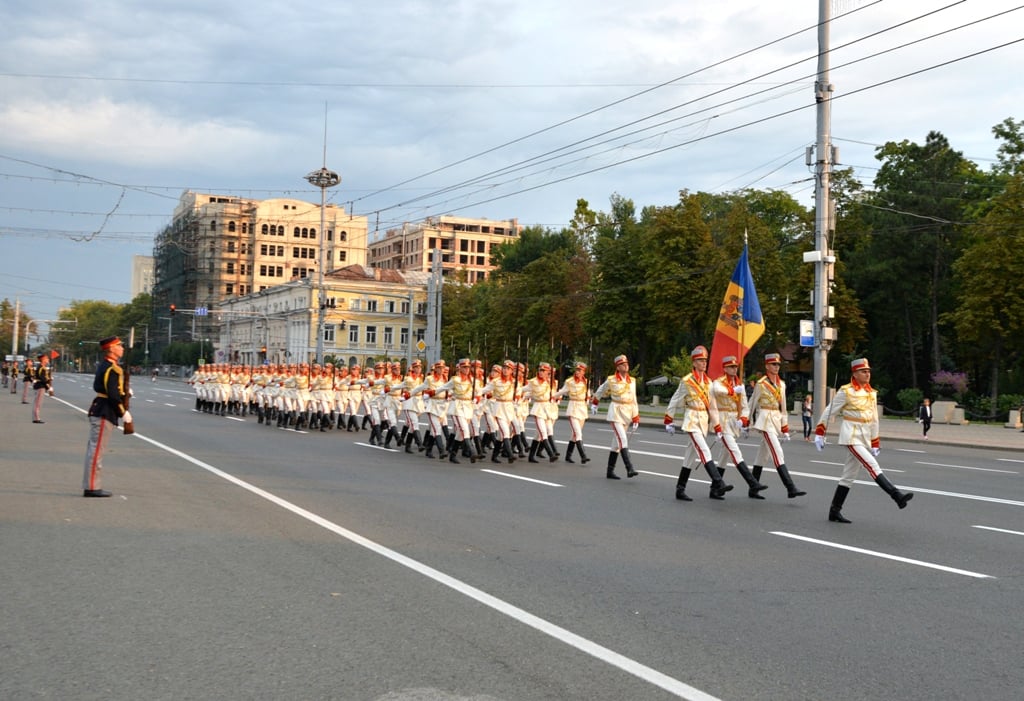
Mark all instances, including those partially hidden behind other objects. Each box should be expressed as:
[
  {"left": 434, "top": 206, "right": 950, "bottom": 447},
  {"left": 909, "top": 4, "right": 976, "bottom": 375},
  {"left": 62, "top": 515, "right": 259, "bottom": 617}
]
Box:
[{"left": 367, "top": 214, "right": 521, "bottom": 283}]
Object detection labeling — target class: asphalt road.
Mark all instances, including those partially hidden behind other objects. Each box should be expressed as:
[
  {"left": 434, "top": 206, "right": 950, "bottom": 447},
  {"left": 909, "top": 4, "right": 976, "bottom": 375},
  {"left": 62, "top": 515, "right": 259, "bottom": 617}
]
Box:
[{"left": 2, "top": 376, "right": 1022, "bottom": 701}]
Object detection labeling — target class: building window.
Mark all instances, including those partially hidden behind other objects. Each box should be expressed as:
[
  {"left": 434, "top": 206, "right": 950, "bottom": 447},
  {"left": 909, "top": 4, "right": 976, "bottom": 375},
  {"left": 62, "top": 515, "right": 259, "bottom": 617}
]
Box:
[
  {"left": 400, "top": 301, "right": 410, "bottom": 314},
  {"left": 383, "top": 327, "right": 393, "bottom": 346},
  {"left": 259, "top": 285, "right": 267, "bottom": 292},
  {"left": 228, "top": 221, "right": 236, "bottom": 232},
  {"left": 340, "top": 231, "right": 347, "bottom": 242},
  {"left": 348, "top": 324, "right": 359, "bottom": 345},
  {"left": 260, "top": 265, "right": 268, "bottom": 276},
  {"left": 239, "top": 284, "right": 247, "bottom": 295},
  {"left": 366, "top": 300, "right": 378, "bottom": 312},
  {"left": 416, "top": 303, "right": 427, "bottom": 315},
  {"left": 210, "top": 220, "right": 217, "bottom": 231},
  {"left": 262, "top": 224, "right": 269, "bottom": 235},
  {"left": 324, "top": 324, "right": 335, "bottom": 343},
  {"left": 338, "top": 250, "right": 346, "bottom": 262},
  {"left": 276, "top": 266, "right": 283, "bottom": 277},
  {"left": 310, "top": 228, "right": 317, "bottom": 239},
  {"left": 226, "top": 262, "right": 235, "bottom": 274},
  {"left": 415, "top": 328, "right": 425, "bottom": 342},
  {"left": 227, "top": 241, "right": 236, "bottom": 253},
  {"left": 400, "top": 327, "right": 409, "bottom": 346},
  {"left": 384, "top": 300, "right": 395, "bottom": 314},
  {"left": 327, "top": 229, "right": 333, "bottom": 241},
  {"left": 226, "top": 283, "right": 234, "bottom": 295},
  {"left": 294, "top": 227, "right": 301, "bottom": 237},
  {"left": 366, "top": 326, "right": 377, "bottom": 345}
]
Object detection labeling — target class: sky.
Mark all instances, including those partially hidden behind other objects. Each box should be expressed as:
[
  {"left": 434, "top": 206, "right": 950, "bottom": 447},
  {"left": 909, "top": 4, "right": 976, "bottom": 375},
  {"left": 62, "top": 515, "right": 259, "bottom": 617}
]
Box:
[{"left": 2, "top": 0, "right": 1022, "bottom": 337}]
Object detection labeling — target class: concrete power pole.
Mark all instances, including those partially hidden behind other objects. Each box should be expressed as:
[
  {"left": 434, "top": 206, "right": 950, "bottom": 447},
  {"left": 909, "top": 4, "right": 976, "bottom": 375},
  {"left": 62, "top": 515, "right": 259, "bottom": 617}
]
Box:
[
  {"left": 808, "top": 0, "right": 838, "bottom": 419},
  {"left": 425, "top": 250, "right": 442, "bottom": 365}
]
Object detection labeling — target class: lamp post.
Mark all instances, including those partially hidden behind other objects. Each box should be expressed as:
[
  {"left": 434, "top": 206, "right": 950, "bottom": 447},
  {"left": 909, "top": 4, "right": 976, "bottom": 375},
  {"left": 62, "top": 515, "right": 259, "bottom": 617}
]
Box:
[{"left": 305, "top": 165, "right": 341, "bottom": 365}]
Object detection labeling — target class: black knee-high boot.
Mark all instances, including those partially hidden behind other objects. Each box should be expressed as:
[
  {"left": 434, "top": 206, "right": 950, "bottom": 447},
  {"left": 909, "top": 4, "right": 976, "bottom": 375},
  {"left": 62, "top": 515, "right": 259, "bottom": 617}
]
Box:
[
  {"left": 491, "top": 438, "right": 504, "bottom": 463},
  {"left": 398, "top": 425, "right": 409, "bottom": 447},
  {"left": 829, "top": 484, "right": 852, "bottom": 523},
  {"left": 620, "top": 448, "right": 638, "bottom": 478},
  {"left": 704, "top": 460, "right": 732, "bottom": 499},
  {"left": 404, "top": 431, "right": 416, "bottom": 453},
  {"left": 576, "top": 441, "right": 590, "bottom": 463},
  {"left": 734, "top": 461, "right": 767, "bottom": 495},
  {"left": 502, "top": 438, "right": 516, "bottom": 464},
  {"left": 448, "top": 439, "right": 462, "bottom": 463},
  {"left": 876, "top": 474, "right": 913, "bottom": 509},
  {"left": 434, "top": 433, "right": 447, "bottom": 461},
  {"left": 777, "top": 464, "right": 806, "bottom": 498},
  {"left": 472, "top": 436, "right": 484, "bottom": 461},
  {"left": 564, "top": 441, "right": 576, "bottom": 463},
  {"left": 749, "top": 465, "right": 766, "bottom": 499},
  {"left": 607, "top": 451, "right": 621, "bottom": 480},
  {"left": 545, "top": 437, "right": 559, "bottom": 463},
  {"left": 528, "top": 440, "right": 541, "bottom": 463},
  {"left": 675, "top": 466, "right": 692, "bottom": 500},
  {"left": 362, "top": 415, "right": 371, "bottom": 430},
  {"left": 423, "top": 433, "right": 436, "bottom": 458}
]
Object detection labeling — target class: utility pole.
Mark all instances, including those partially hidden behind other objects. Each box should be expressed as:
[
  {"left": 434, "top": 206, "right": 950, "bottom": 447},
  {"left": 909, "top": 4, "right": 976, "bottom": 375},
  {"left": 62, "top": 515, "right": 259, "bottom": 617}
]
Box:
[
  {"left": 807, "top": 0, "right": 838, "bottom": 419},
  {"left": 425, "top": 249, "right": 442, "bottom": 365},
  {"left": 12, "top": 297, "right": 20, "bottom": 356},
  {"left": 306, "top": 106, "right": 341, "bottom": 366}
]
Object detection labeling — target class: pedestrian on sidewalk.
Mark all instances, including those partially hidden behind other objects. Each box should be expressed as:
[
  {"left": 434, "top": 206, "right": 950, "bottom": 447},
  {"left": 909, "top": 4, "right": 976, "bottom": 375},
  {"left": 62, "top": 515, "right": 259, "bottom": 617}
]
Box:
[
  {"left": 802, "top": 394, "right": 814, "bottom": 441},
  {"left": 82, "top": 336, "right": 132, "bottom": 498},
  {"left": 918, "top": 398, "right": 932, "bottom": 439},
  {"left": 815, "top": 357, "right": 913, "bottom": 523}
]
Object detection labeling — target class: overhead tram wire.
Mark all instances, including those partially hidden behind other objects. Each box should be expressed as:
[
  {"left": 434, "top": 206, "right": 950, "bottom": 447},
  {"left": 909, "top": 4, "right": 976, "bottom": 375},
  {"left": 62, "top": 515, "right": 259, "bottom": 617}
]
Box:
[
  {"left": 394, "top": 36, "right": 1024, "bottom": 221},
  {"left": 373, "top": 14, "right": 1024, "bottom": 223},
  {"left": 350, "top": 0, "right": 885, "bottom": 208},
  {"left": 364, "top": 1, "right": 994, "bottom": 218}
]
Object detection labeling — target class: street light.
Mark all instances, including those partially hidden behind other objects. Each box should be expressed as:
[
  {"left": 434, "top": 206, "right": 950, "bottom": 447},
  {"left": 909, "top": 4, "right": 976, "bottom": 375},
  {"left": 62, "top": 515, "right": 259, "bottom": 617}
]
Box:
[{"left": 304, "top": 164, "right": 341, "bottom": 365}]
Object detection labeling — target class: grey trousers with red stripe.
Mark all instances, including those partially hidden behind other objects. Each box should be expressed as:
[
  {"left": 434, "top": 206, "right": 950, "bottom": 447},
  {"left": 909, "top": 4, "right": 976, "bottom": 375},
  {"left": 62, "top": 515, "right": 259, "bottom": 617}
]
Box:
[{"left": 83, "top": 416, "right": 113, "bottom": 491}]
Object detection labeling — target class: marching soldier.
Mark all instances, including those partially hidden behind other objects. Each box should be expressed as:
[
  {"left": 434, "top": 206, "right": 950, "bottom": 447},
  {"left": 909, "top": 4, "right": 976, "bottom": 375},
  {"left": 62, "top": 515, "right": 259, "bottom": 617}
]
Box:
[
  {"left": 553, "top": 361, "right": 592, "bottom": 464},
  {"left": 591, "top": 354, "right": 640, "bottom": 479},
  {"left": 815, "top": 357, "right": 913, "bottom": 523},
  {"left": 478, "top": 361, "right": 519, "bottom": 464},
  {"left": 664, "top": 346, "right": 732, "bottom": 500},
  {"left": 421, "top": 358, "right": 482, "bottom": 463},
  {"left": 745, "top": 352, "right": 806, "bottom": 499},
  {"left": 400, "top": 360, "right": 425, "bottom": 452},
  {"left": 382, "top": 361, "right": 406, "bottom": 448},
  {"left": 709, "top": 355, "right": 767, "bottom": 497},
  {"left": 410, "top": 361, "right": 450, "bottom": 459},
  {"left": 523, "top": 362, "right": 559, "bottom": 463}
]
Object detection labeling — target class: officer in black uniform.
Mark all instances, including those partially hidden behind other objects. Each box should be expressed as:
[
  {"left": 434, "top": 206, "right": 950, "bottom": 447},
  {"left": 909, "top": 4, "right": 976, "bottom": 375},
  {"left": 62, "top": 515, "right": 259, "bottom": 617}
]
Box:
[{"left": 82, "top": 336, "right": 131, "bottom": 497}]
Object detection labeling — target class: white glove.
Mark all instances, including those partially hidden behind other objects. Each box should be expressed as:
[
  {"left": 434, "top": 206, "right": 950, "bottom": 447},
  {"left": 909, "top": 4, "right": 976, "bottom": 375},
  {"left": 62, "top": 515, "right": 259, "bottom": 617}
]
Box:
[
  {"left": 128, "top": 387, "right": 135, "bottom": 397},
  {"left": 122, "top": 410, "right": 133, "bottom": 424},
  {"left": 665, "top": 424, "right": 675, "bottom": 435},
  {"left": 741, "top": 428, "right": 749, "bottom": 440},
  {"left": 714, "top": 431, "right": 723, "bottom": 442},
  {"left": 871, "top": 447, "right": 880, "bottom": 457},
  {"left": 734, "top": 419, "right": 744, "bottom": 432},
  {"left": 782, "top": 432, "right": 791, "bottom": 442},
  {"left": 589, "top": 402, "right": 598, "bottom": 416},
  {"left": 916, "top": 418, "right": 921, "bottom": 424},
  {"left": 814, "top": 434, "right": 825, "bottom": 451}
]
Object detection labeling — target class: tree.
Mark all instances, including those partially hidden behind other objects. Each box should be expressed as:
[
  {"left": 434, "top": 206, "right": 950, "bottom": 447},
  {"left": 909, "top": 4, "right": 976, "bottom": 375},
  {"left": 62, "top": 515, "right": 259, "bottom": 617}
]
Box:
[{"left": 946, "top": 172, "right": 1024, "bottom": 404}]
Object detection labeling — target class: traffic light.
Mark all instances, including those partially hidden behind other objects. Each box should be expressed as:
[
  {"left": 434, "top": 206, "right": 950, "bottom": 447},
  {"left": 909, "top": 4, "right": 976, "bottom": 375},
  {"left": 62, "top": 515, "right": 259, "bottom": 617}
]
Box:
[
  {"left": 170, "top": 304, "right": 176, "bottom": 316},
  {"left": 260, "top": 346, "right": 267, "bottom": 354}
]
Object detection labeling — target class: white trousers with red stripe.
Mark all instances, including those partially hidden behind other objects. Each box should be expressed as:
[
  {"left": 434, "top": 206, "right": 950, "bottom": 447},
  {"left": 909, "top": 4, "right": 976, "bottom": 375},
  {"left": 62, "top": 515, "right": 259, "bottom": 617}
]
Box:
[
  {"left": 754, "top": 429, "right": 786, "bottom": 468},
  {"left": 839, "top": 443, "right": 882, "bottom": 487}
]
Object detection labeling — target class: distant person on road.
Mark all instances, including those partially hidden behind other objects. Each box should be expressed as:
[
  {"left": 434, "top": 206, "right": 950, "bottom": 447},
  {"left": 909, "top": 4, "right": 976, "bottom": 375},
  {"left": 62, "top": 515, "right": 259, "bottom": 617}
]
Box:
[
  {"left": 31, "top": 352, "right": 54, "bottom": 423},
  {"left": 815, "top": 357, "right": 913, "bottom": 523},
  {"left": 21, "top": 358, "right": 35, "bottom": 403},
  {"left": 82, "top": 336, "right": 131, "bottom": 498},
  {"left": 918, "top": 397, "right": 932, "bottom": 440},
  {"left": 802, "top": 393, "right": 814, "bottom": 441}
]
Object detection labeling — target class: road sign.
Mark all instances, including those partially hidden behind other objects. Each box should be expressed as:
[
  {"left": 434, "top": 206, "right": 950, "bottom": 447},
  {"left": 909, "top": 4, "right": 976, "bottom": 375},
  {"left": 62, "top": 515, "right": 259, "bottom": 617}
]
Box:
[
  {"left": 194, "top": 306, "right": 208, "bottom": 316},
  {"left": 416, "top": 340, "right": 426, "bottom": 352},
  {"left": 799, "top": 320, "right": 815, "bottom": 347}
]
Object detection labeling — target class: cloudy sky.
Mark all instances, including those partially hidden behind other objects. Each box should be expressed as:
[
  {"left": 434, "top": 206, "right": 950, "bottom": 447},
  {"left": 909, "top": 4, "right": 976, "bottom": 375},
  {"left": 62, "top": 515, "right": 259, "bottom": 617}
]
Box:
[{"left": 2, "top": 0, "right": 1021, "bottom": 335}]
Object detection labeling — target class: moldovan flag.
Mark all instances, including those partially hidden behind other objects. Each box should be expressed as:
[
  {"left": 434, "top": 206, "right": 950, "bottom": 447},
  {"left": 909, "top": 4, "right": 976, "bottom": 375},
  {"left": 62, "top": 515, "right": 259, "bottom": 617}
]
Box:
[{"left": 708, "top": 246, "right": 764, "bottom": 374}]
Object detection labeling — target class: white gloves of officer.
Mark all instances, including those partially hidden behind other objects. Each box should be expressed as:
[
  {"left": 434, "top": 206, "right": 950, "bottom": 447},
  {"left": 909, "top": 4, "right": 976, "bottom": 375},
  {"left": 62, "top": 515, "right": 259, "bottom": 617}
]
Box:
[
  {"left": 589, "top": 402, "right": 598, "bottom": 416},
  {"left": 128, "top": 387, "right": 135, "bottom": 397},
  {"left": 122, "top": 410, "right": 133, "bottom": 424},
  {"left": 814, "top": 434, "right": 825, "bottom": 451},
  {"left": 665, "top": 424, "right": 675, "bottom": 435},
  {"left": 782, "top": 432, "right": 791, "bottom": 442},
  {"left": 871, "top": 447, "right": 880, "bottom": 457}
]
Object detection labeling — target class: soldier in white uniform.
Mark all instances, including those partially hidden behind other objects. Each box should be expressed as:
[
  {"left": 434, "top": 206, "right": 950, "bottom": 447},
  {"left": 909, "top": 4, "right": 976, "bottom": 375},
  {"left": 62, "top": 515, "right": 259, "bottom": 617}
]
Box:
[
  {"left": 663, "top": 346, "right": 732, "bottom": 501},
  {"left": 399, "top": 360, "right": 425, "bottom": 452},
  {"left": 709, "top": 355, "right": 767, "bottom": 497},
  {"left": 478, "top": 361, "right": 519, "bottom": 464},
  {"left": 423, "top": 358, "right": 482, "bottom": 463},
  {"left": 553, "top": 362, "right": 592, "bottom": 464},
  {"left": 410, "top": 361, "right": 450, "bottom": 459},
  {"left": 745, "top": 352, "right": 806, "bottom": 499},
  {"left": 523, "top": 362, "right": 559, "bottom": 463},
  {"left": 815, "top": 357, "right": 913, "bottom": 523},
  {"left": 591, "top": 354, "right": 640, "bottom": 479}
]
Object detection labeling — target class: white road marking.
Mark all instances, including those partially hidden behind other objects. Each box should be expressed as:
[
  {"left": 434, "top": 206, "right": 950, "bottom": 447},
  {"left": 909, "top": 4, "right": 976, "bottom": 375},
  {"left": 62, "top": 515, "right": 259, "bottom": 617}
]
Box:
[
  {"left": 916, "top": 461, "right": 1017, "bottom": 475},
  {"left": 479, "top": 469, "right": 563, "bottom": 487},
  {"left": 145, "top": 399, "right": 155, "bottom": 403},
  {"left": 894, "top": 448, "right": 926, "bottom": 453},
  {"left": 119, "top": 427, "right": 717, "bottom": 701},
  {"left": 972, "top": 525, "right": 1024, "bottom": 537},
  {"left": 164, "top": 403, "right": 176, "bottom": 407},
  {"left": 771, "top": 532, "right": 994, "bottom": 579},
  {"left": 997, "top": 457, "right": 1024, "bottom": 464}
]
